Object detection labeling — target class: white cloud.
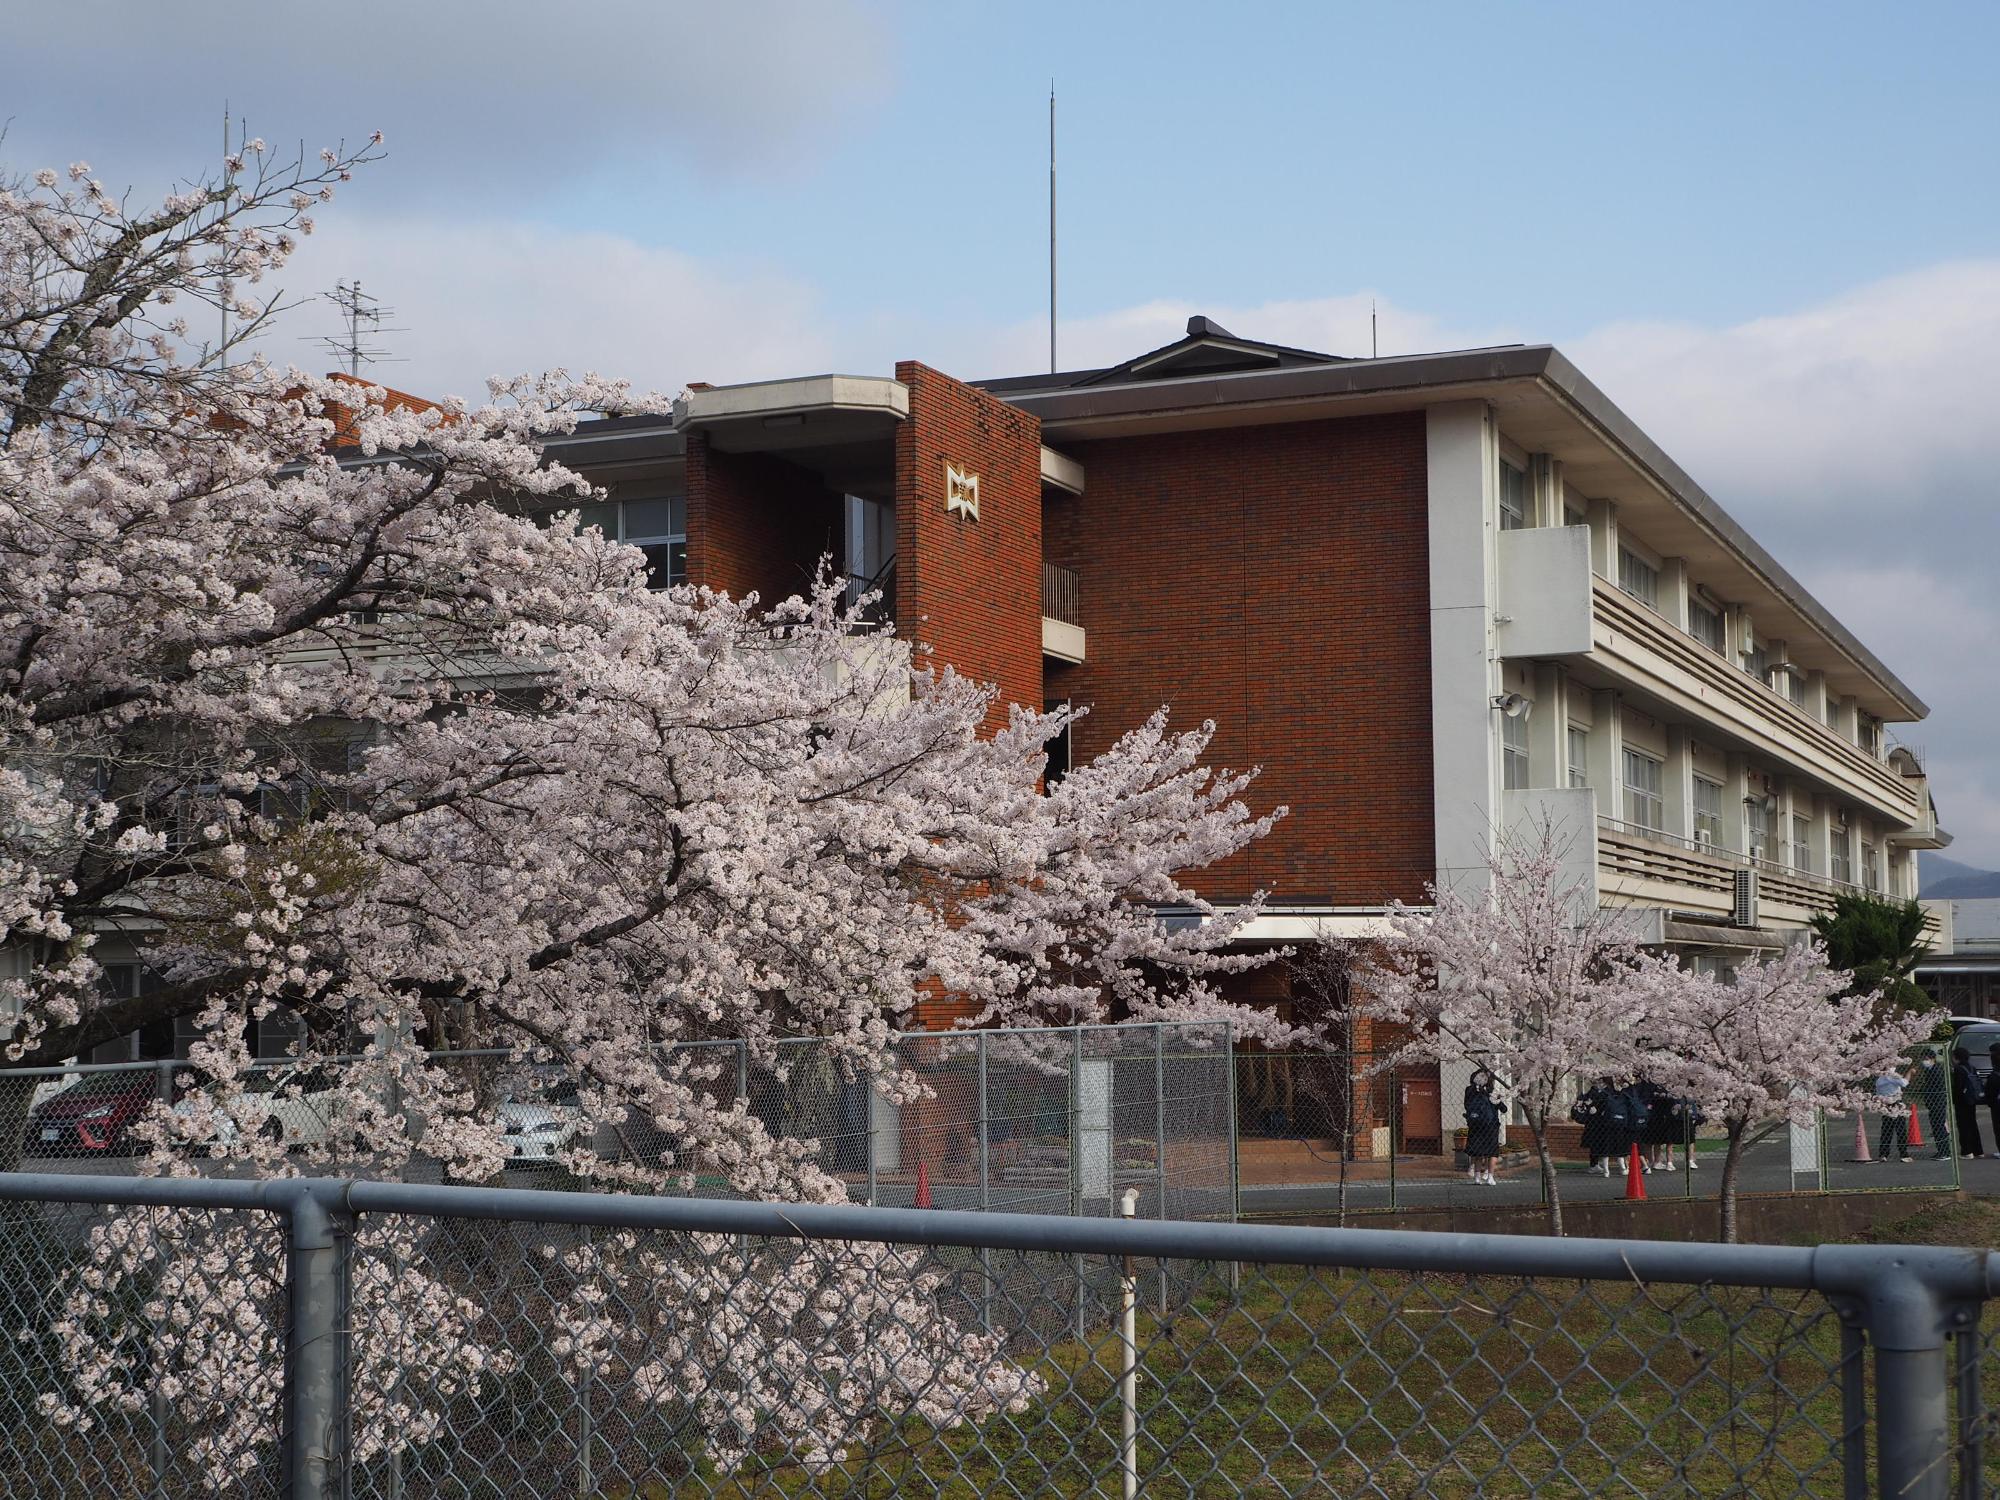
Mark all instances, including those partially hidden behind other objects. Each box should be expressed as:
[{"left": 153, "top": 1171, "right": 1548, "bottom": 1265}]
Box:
[
  {"left": 1567, "top": 261, "right": 2000, "bottom": 525},
  {"left": 947, "top": 292, "right": 1515, "bottom": 379},
  {"left": 267, "top": 214, "right": 836, "bottom": 401}
]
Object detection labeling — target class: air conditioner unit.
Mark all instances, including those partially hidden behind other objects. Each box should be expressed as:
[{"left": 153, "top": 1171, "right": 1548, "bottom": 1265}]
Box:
[{"left": 1732, "top": 869, "right": 1759, "bottom": 928}]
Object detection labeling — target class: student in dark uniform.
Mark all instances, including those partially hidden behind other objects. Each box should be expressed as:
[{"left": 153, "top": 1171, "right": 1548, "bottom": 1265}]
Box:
[
  {"left": 1613, "top": 1077, "right": 1648, "bottom": 1174},
  {"left": 1981, "top": 1044, "right": 2000, "bottom": 1160},
  {"left": 1912, "top": 1051, "right": 1952, "bottom": 1161},
  {"left": 1572, "top": 1079, "right": 1619, "bottom": 1177},
  {"left": 1463, "top": 1069, "right": 1502, "bottom": 1187},
  {"left": 1954, "top": 1048, "right": 1986, "bottom": 1159}
]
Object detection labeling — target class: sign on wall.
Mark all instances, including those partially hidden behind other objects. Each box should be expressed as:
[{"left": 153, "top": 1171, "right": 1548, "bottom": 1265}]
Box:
[{"left": 944, "top": 462, "right": 980, "bottom": 522}]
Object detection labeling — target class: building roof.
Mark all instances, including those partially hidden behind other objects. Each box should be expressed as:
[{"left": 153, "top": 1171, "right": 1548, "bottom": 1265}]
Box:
[{"left": 983, "top": 335, "right": 1927, "bottom": 721}]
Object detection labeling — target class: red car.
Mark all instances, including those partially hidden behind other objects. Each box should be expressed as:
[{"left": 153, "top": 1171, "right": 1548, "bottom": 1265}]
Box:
[{"left": 27, "top": 1072, "right": 158, "bottom": 1157}]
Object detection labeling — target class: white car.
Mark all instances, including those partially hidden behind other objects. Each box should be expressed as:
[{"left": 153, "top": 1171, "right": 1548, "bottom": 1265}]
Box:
[{"left": 500, "top": 1098, "right": 583, "bottom": 1166}]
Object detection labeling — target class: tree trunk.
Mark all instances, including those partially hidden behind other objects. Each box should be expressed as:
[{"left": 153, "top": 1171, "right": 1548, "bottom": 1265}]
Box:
[
  {"left": 1530, "top": 1116, "right": 1564, "bottom": 1237},
  {"left": 1718, "top": 1122, "right": 1748, "bottom": 1244}
]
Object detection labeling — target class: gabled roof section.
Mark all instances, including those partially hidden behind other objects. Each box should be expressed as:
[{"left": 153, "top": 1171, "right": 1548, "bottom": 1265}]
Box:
[{"left": 1075, "top": 315, "right": 1350, "bottom": 386}]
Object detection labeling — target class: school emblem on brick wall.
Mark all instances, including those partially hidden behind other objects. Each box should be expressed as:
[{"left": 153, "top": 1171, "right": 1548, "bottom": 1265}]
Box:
[{"left": 944, "top": 462, "right": 980, "bottom": 521}]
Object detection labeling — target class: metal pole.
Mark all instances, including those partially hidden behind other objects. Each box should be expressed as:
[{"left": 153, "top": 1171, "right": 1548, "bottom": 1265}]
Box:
[
  {"left": 1224, "top": 1022, "right": 1239, "bottom": 1300},
  {"left": 1074, "top": 1025, "right": 1086, "bottom": 1341},
  {"left": 1874, "top": 1346, "right": 1950, "bottom": 1500},
  {"left": 1955, "top": 1329, "right": 1982, "bottom": 1500},
  {"left": 977, "top": 1031, "right": 993, "bottom": 1333},
  {"left": 151, "top": 1062, "right": 174, "bottom": 1496},
  {"left": 282, "top": 1187, "right": 349, "bottom": 1500},
  {"left": 1048, "top": 82, "right": 1057, "bottom": 374},
  {"left": 1840, "top": 1322, "right": 1868, "bottom": 1500},
  {"left": 577, "top": 1223, "right": 593, "bottom": 1499},
  {"left": 1154, "top": 1023, "right": 1168, "bottom": 1315},
  {"left": 1118, "top": 1187, "right": 1139, "bottom": 1500}
]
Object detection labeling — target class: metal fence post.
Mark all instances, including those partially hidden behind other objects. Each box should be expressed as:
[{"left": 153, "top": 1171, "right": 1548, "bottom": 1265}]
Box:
[
  {"left": 977, "top": 1030, "right": 993, "bottom": 1332},
  {"left": 151, "top": 1062, "right": 174, "bottom": 1499},
  {"left": 1223, "top": 1022, "right": 1240, "bottom": 1300},
  {"left": 282, "top": 1184, "right": 351, "bottom": 1500},
  {"left": 1074, "top": 1025, "right": 1089, "bottom": 1341},
  {"left": 1154, "top": 1023, "right": 1168, "bottom": 1314}
]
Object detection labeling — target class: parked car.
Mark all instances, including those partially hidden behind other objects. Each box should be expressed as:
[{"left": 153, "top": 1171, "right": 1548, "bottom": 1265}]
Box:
[
  {"left": 192, "top": 1065, "right": 351, "bottom": 1152},
  {"left": 27, "top": 1072, "right": 157, "bottom": 1157},
  {"left": 500, "top": 1077, "right": 583, "bottom": 1168}
]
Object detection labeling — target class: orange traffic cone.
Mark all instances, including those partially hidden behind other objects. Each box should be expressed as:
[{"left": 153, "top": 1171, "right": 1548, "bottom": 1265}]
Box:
[
  {"left": 1625, "top": 1144, "right": 1647, "bottom": 1201},
  {"left": 913, "top": 1160, "right": 934, "bottom": 1209},
  {"left": 1907, "top": 1105, "right": 1924, "bottom": 1150},
  {"left": 1853, "top": 1112, "right": 1872, "bottom": 1163}
]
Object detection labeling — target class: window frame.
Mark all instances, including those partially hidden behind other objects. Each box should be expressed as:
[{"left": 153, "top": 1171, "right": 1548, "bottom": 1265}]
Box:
[
  {"left": 1498, "top": 459, "right": 1529, "bottom": 531},
  {"left": 1693, "top": 776, "right": 1724, "bottom": 847},
  {"left": 1688, "top": 599, "right": 1725, "bottom": 655},
  {"left": 1791, "top": 814, "right": 1813, "bottom": 873},
  {"left": 1617, "top": 545, "right": 1661, "bottom": 609},
  {"left": 1566, "top": 725, "right": 1589, "bottom": 791},
  {"left": 580, "top": 496, "right": 687, "bottom": 590},
  {"left": 1502, "top": 709, "right": 1530, "bottom": 790},
  {"left": 1622, "top": 747, "right": 1665, "bottom": 833}
]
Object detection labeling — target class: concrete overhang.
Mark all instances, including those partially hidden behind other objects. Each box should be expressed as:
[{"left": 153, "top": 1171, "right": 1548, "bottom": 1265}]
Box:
[
  {"left": 995, "top": 347, "right": 1927, "bottom": 723},
  {"left": 672, "top": 375, "right": 909, "bottom": 456},
  {"left": 1040, "top": 444, "right": 1085, "bottom": 495}
]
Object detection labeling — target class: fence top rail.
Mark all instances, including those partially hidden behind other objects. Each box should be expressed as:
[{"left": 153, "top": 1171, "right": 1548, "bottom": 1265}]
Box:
[
  {"left": 4, "top": 1171, "right": 1994, "bottom": 1303},
  {"left": 0, "top": 1021, "right": 1232, "bottom": 1082}
]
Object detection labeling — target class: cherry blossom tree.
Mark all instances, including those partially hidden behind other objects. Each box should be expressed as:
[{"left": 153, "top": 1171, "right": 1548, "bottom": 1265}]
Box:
[
  {"left": 1631, "top": 941, "right": 1935, "bottom": 1242},
  {"left": 1, "top": 143, "right": 1301, "bottom": 1482},
  {"left": 1357, "top": 824, "right": 1649, "bottom": 1236}
]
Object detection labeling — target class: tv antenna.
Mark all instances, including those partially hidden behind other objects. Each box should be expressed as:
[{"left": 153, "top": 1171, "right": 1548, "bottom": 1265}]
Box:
[
  {"left": 311, "top": 279, "right": 406, "bottom": 377},
  {"left": 1048, "top": 80, "right": 1057, "bottom": 373}
]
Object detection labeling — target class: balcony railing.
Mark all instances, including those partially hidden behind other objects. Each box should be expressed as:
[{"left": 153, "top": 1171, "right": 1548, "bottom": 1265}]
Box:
[
  {"left": 1042, "top": 561, "right": 1080, "bottom": 626},
  {"left": 1596, "top": 816, "right": 1934, "bottom": 930}
]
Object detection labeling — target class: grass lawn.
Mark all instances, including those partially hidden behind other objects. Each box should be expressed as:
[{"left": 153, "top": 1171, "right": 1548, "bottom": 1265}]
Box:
[{"left": 588, "top": 1201, "right": 2000, "bottom": 1497}]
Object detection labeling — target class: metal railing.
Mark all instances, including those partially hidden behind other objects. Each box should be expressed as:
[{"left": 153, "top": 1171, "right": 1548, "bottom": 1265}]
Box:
[
  {"left": 1042, "top": 561, "right": 1080, "bottom": 626},
  {"left": 0, "top": 1170, "right": 1992, "bottom": 1497}
]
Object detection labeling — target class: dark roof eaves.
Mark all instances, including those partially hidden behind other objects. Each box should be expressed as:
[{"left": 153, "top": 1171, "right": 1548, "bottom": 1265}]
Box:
[{"left": 1005, "top": 346, "right": 1927, "bottom": 719}]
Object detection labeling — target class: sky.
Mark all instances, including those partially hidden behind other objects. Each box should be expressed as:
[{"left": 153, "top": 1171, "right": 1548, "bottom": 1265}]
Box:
[{"left": 8, "top": 0, "right": 1999, "bottom": 863}]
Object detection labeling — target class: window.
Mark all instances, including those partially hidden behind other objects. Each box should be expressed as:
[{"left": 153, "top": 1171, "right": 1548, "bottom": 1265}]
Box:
[
  {"left": 1565, "top": 502, "right": 1586, "bottom": 527},
  {"left": 1622, "top": 748, "right": 1664, "bottom": 832},
  {"left": 579, "top": 497, "right": 686, "bottom": 589},
  {"left": 1688, "top": 600, "right": 1725, "bottom": 655},
  {"left": 1743, "top": 642, "right": 1770, "bottom": 683},
  {"left": 1857, "top": 713, "right": 1881, "bottom": 757},
  {"left": 1502, "top": 710, "right": 1530, "bottom": 790},
  {"left": 1617, "top": 546, "right": 1660, "bottom": 608},
  {"left": 1862, "top": 842, "right": 1880, "bottom": 892},
  {"left": 1746, "top": 798, "right": 1770, "bottom": 863},
  {"left": 1830, "top": 827, "right": 1852, "bottom": 884},
  {"left": 1791, "top": 814, "right": 1813, "bottom": 873},
  {"left": 1778, "top": 666, "right": 1805, "bottom": 708},
  {"left": 1693, "top": 777, "right": 1724, "bottom": 846},
  {"left": 1567, "top": 726, "right": 1589, "bottom": 790},
  {"left": 1498, "top": 460, "right": 1528, "bottom": 531}
]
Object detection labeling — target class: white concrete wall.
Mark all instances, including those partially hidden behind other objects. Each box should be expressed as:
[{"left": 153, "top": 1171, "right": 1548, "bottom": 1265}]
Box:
[
  {"left": 1496, "top": 525, "right": 1594, "bottom": 657},
  {"left": 1428, "top": 402, "right": 1501, "bottom": 898}
]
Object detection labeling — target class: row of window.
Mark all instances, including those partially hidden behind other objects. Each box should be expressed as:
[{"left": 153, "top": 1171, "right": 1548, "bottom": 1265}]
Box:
[
  {"left": 1503, "top": 458, "right": 1886, "bottom": 760},
  {"left": 1505, "top": 714, "right": 1886, "bottom": 890}
]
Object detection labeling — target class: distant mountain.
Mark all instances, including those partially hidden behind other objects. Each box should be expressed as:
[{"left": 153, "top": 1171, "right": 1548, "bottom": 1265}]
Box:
[{"left": 1921, "top": 853, "right": 2000, "bottom": 899}]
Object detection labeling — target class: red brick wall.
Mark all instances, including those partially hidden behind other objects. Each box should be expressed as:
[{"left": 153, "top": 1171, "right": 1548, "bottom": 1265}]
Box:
[
  {"left": 1044, "top": 411, "right": 1434, "bottom": 906},
  {"left": 684, "top": 435, "right": 844, "bottom": 604},
  {"left": 893, "top": 363, "right": 1044, "bottom": 735}
]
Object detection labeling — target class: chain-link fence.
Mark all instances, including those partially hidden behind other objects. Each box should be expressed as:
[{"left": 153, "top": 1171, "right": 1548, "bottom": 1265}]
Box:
[
  {"left": 0, "top": 1170, "right": 1992, "bottom": 1498},
  {"left": 0, "top": 1022, "right": 1236, "bottom": 1221},
  {"left": 1235, "top": 1042, "right": 1966, "bottom": 1218}
]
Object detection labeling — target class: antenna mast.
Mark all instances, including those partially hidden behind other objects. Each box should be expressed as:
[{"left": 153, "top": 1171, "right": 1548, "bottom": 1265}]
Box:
[
  {"left": 1048, "top": 81, "right": 1057, "bottom": 374},
  {"left": 1371, "top": 298, "right": 1378, "bottom": 359},
  {"left": 219, "top": 103, "right": 231, "bottom": 368},
  {"left": 312, "top": 280, "right": 406, "bottom": 378}
]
